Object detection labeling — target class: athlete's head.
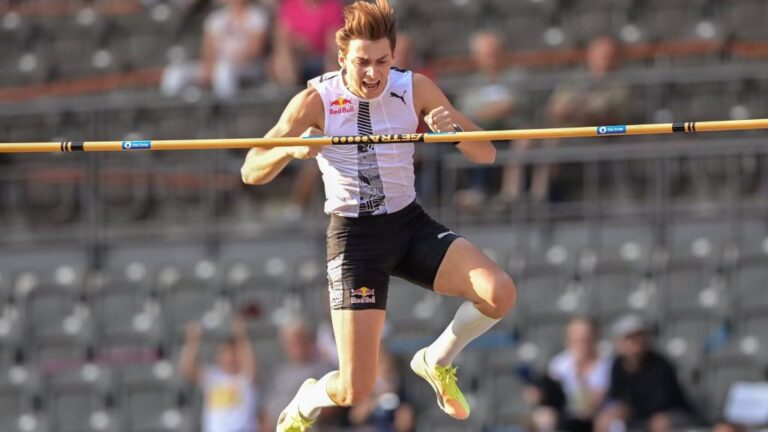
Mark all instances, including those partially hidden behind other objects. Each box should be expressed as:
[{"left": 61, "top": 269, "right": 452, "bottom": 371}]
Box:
[{"left": 336, "top": 0, "right": 397, "bottom": 99}]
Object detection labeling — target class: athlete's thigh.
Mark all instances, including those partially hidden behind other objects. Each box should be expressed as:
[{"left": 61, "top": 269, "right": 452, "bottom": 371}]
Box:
[
  {"left": 433, "top": 237, "right": 509, "bottom": 303},
  {"left": 331, "top": 309, "right": 386, "bottom": 394}
]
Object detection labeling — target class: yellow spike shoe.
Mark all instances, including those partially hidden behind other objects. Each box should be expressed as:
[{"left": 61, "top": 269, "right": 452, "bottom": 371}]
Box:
[
  {"left": 276, "top": 378, "right": 318, "bottom": 432},
  {"left": 410, "top": 347, "right": 471, "bottom": 420}
]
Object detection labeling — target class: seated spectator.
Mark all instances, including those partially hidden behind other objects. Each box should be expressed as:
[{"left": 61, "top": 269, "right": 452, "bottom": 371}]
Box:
[
  {"left": 595, "top": 314, "right": 694, "bottom": 432},
  {"left": 538, "top": 35, "right": 630, "bottom": 201},
  {"left": 348, "top": 348, "right": 414, "bottom": 432},
  {"left": 161, "top": 0, "right": 269, "bottom": 99},
  {"left": 527, "top": 318, "right": 612, "bottom": 432},
  {"left": 261, "top": 319, "right": 342, "bottom": 429},
  {"left": 179, "top": 315, "right": 261, "bottom": 432},
  {"left": 547, "top": 36, "right": 628, "bottom": 127},
  {"left": 454, "top": 30, "right": 526, "bottom": 210},
  {"left": 271, "top": 0, "right": 343, "bottom": 86}
]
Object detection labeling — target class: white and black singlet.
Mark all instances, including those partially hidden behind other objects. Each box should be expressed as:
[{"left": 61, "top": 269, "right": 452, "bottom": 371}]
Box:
[{"left": 308, "top": 68, "right": 460, "bottom": 310}]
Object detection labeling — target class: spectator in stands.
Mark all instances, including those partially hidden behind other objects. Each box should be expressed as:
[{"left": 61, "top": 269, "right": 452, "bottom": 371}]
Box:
[
  {"left": 393, "top": 32, "right": 433, "bottom": 78},
  {"left": 161, "top": 0, "right": 270, "bottom": 99},
  {"left": 454, "top": 31, "right": 525, "bottom": 211},
  {"left": 348, "top": 348, "right": 414, "bottom": 431},
  {"left": 538, "top": 36, "right": 631, "bottom": 201},
  {"left": 179, "top": 315, "right": 261, "bottom": 432},
  {"left": 261, "top": 319, "right": 342, "bottom": 429},
  {"left": 595, "top": 314, "right": 694, "bottom": 432},
  {"left": 527, "top": 318, "right": 612, "bottom": 432},
  {"left": 271, "top": 0, "right": 344, "bottom": 86},
  {"left": 547, "top": 36, "right": 628, "bottom": 127}
]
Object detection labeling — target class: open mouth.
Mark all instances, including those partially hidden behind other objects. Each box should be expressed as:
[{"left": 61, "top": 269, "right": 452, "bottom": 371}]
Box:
[{"left": 362, "top": 80, "right": 380, "bottom": 91}]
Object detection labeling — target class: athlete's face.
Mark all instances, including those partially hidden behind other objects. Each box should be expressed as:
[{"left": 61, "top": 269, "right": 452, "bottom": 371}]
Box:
[{"left": 340, "top": 38, "right": 394, "bottom": 99}]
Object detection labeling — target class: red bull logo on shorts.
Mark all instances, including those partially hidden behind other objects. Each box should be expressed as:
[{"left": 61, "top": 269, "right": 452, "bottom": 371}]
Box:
[
  {"left": 350, "top": 287, "right": 376, "bottom": 304},
  {"left": 329, "top": 97, "right": 354, "bottom": 115}
]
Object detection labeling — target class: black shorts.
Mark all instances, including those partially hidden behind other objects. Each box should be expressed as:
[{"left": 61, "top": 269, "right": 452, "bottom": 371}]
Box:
[{"left": 326, "top": 201, "right": 460, "bottom": 311}]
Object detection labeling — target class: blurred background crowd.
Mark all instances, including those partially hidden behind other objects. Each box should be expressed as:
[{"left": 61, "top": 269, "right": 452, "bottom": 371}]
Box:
[{"left": 1, "top": 0, "right": 768, "bottom": 431}]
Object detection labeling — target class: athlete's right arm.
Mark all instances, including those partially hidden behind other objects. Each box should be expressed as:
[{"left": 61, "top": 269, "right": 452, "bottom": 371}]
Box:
[{"left": 240, "top": 88, "right": 325, "bottom": 185}]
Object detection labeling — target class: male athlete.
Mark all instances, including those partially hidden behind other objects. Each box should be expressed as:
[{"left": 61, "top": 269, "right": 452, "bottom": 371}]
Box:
[{"left": 240, "top": 1, "right": 517, "bottom": 430}]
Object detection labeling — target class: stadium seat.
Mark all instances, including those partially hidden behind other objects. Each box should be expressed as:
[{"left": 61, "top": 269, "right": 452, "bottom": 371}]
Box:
[
  {"left": 47, "top": 377, "right": 111, "bottom": 432},
  {"left": 659, "top": 256, "right": 727, "bottom": 317},
  {"left": 700, "top": 355, "right": 765, "bottom": 422},
  {"left": 587, "top": 261, "right": 655, "bottom": 322},
  {"left": 489, "top": 371, "right": 528, "bottom": 426},
  {"left": 90, "top": 282, "right": 160, "bottom": 343},
  {"left": 159, "top": 280, "right": 219, "bottom": 341},
  {"left": 515, "top": 262, "right": 581, "bottom": 324},
  {"left": 660, "top": 313, "right": 726, "bottom": 370},
  {"left": 731, "top": 255, "right": 768, "bottom": 313},
  {"left": 22, "top": 285, "right": 87, "bottom": 344},
  {"left": 119, "top": 380, "right": 187, "bottom": 432},
  {"left": 0, "top": 385, "right": 27, "bottom": 426}
]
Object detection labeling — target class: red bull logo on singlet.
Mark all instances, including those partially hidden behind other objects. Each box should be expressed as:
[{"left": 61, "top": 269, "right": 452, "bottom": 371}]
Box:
[{"left": 329, "top": 97, "right": 355, "bottom": 115}]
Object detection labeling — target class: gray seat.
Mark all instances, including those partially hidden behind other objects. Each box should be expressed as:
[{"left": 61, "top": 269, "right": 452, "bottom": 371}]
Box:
[
  {"left": 91, "top": 283, "right": 155, "bottom": 341},
  {"left": 22, "top": 286, "right": 82, "bottom": 342},
  {"left": 659, "top": 258, "right": 726, "bottom": 317},
  {"left": 597, "top": 223, "right": 655, "bottom": 264},
  {"left": 660, "top": 314, "right": 725, "bottom": 369},
  {"left": 48, "top": 382, "right": 109, "bottom": 432},
  {"left": 0, "top": 386, "right": 30, "bottom": 431},
  {"left": 588, "top": 262, "right": 653, "bottom": 321},
  {"left": 701, "top": 356, "right": 765, "bottom": 422},
  {"left": 160, "top": 282, "right": 218, "bottom": 340},
  {"left": 120, "top": 381, "right": 184, "bottom": 432},
  {"left": 490, "top": 371, "right": 528, "bottom": 425},
  {"left": 26, "top": 336, "right": 88, "bottom": 372},
  {"left": 516, "top": 263, "right": 582, "bottom": 322},
  {"left": 731, "top": 256, "right": 768, "bottom": 313}
]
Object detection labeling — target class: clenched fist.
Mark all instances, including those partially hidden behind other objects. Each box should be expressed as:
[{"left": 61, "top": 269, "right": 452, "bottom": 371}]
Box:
[{"left": 425, "top": 106, "right": 461, "bottom": 134}]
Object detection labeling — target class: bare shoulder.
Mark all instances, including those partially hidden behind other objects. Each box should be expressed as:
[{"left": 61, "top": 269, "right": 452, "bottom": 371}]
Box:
[
  {"left": 412, "top": 72, "right": 440, "bottom": 94},
  {"left": 281, "top": 86, "right": 324, "bottom": 130},
  {"left": 412, "top": 72, "right": 450, "bottom": 116},
  {"left": 290, "top": 86, "right": 324, "bottom": 115}
]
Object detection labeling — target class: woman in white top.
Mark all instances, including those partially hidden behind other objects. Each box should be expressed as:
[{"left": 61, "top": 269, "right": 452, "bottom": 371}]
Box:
[
  {"left": 530, "top": 318, "right": 611, "bottom": 432},
  {"left": 240, "top": 1, "right": 517, "bottom": 430},
  {"left": 161, "top": 0, "right": 269, "bottom": 99}
]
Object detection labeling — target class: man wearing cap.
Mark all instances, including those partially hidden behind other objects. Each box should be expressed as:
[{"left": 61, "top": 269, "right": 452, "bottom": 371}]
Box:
[{"left": 595, "top": 314, "right": 695, "bottom": 432}]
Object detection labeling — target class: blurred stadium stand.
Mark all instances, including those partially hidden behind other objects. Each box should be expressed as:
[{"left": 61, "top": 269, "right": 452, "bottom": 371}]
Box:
[{"left": 1, "top": 0, "right": 768, "bottom": 431}]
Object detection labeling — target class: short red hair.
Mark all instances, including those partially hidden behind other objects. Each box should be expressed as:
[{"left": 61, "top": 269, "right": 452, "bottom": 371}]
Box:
[{"left": 335, "top": 0, "right": 397, "bottom": 54}]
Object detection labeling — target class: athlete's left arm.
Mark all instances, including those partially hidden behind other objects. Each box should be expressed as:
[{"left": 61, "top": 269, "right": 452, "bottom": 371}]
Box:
[{"left": 413, "top": 73, "right": 496, "bottom": 164}]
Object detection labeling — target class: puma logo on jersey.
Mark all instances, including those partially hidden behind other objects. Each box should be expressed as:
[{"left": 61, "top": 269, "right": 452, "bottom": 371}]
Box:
[{"left": 389, "top": 90, "right": 407, "bottom": 105}]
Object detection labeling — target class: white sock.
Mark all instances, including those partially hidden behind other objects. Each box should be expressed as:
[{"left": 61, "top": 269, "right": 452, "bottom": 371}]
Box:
[
  {"left": 425, "top": 301, "right": 501, "bottom": 367},
  {"left": 298, "top": 371, "right": 339, "bottom": 419}
]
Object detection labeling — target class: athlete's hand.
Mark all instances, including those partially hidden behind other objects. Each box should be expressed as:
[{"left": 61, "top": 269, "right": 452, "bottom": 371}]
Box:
[
  {"left": 425, "top": 106, "right": 459, "bottom": 133},
  {"left": 283, "top": 127, "right": 325, "bottom": 160}
]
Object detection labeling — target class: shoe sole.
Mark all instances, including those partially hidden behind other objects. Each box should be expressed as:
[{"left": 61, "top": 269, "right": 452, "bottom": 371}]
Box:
[
  {"left": 410, "top": 348, "right": 469, "bottom": 420},
  {"left": 276, "top": 378, "right": 318, "bottom": 432}
]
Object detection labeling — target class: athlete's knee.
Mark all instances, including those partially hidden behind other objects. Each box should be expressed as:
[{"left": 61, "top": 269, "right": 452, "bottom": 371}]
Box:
[{"left": 486, "top": 270, "right": 517, "bottom": 317}]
